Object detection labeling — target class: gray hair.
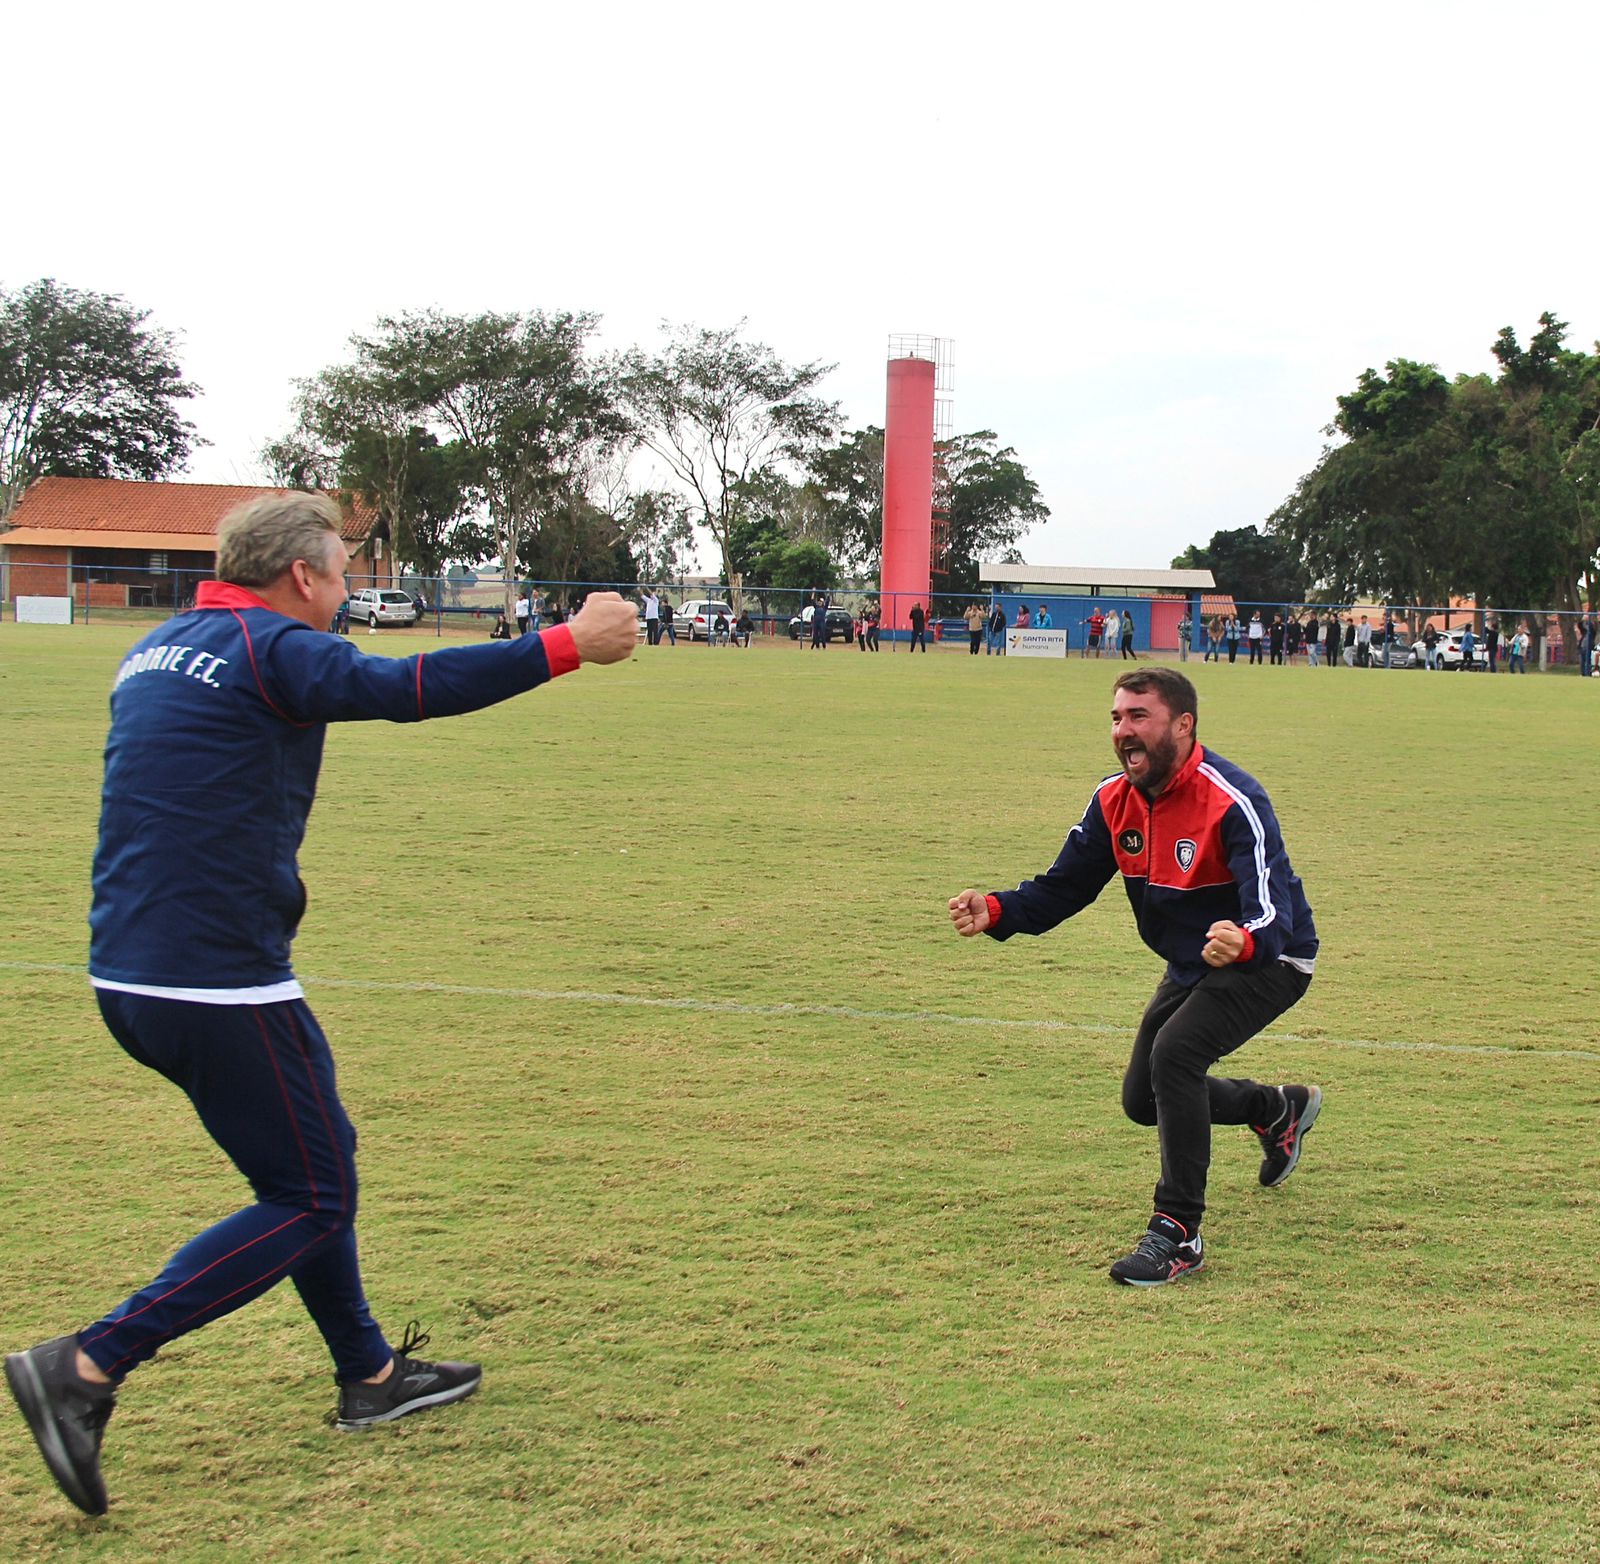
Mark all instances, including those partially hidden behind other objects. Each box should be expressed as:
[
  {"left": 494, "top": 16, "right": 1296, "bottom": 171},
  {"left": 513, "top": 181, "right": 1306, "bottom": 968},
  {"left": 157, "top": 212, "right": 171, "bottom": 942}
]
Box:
[{"left": 216, "top": 493, "right": 347, "bottom": 587}]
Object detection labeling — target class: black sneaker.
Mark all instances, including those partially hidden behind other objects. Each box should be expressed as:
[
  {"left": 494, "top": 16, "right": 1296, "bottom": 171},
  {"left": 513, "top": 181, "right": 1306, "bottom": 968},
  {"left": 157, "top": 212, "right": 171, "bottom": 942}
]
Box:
[
  {"left": 1254, "top": 1084, "right": 1323, "bottom": 1187},
  {"left": 1109, "top": 1214, "right": 1205, "bottom": 1287},
  {"left": 5, "top": 1335, "right": 116, "bottom": 1515},
  {"left": 336, "top": 1323, "right": 481, "bottom": 1431}
]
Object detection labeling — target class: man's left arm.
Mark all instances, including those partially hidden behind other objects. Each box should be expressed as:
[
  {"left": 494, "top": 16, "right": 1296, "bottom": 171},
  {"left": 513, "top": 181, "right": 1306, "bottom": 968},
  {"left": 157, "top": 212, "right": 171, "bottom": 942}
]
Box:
[{"left": 1211, "top": 784, "right": 1296, "bottom": 968}]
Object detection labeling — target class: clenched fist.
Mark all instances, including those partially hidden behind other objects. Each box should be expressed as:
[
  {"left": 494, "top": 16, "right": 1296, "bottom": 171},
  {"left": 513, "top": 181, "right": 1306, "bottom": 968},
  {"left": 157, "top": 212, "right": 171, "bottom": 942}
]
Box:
[
  {"left": 948, "top": 889, "right": 992, "bottom": 937},
  {"left": 567, "top": 592, "right": 639, "bottom": 666}
]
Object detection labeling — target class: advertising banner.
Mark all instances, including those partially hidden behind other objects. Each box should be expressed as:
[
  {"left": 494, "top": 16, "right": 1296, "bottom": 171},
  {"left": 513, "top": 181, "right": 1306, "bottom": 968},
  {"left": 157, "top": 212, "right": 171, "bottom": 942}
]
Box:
[{"left": 1006, "top": 628, "right": 1068, "bottom": 658}]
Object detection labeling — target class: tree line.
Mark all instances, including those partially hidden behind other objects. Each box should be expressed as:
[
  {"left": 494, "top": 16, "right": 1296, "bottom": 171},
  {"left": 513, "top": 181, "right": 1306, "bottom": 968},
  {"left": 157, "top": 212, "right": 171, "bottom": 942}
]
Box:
[
  {"left": 1174, "top": 312, "right": 1600, "bottom": 656},
  {"left": 0, "top": 280, "right": 1049, "bottom": 609}
]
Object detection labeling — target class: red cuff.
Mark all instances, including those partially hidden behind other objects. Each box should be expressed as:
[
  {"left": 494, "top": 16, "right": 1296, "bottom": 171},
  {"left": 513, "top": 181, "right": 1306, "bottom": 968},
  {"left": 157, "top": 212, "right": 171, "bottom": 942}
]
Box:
[
  {"left": 1236, "top": 927, "right": 1256, "bottom": 963},
  {"left": 540, "top": 623, "right": 581, "bottom": 677},
  {"left": 985, "top": 894, "right": 1003, "bottom": 931}
]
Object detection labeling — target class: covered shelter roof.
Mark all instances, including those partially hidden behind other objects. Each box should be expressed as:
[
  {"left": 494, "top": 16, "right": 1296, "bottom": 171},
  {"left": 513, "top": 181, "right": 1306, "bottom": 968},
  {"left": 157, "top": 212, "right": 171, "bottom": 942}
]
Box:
[{"left": 979, "top": 562, "right": 1216, "bottom": 592}]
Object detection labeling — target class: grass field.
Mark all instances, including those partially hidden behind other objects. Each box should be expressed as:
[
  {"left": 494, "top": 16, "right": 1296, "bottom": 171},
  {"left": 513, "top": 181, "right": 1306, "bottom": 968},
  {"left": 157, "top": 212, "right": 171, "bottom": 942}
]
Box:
[{"left": 3, "top": 623, "right": 1598, "bottom": 1561}]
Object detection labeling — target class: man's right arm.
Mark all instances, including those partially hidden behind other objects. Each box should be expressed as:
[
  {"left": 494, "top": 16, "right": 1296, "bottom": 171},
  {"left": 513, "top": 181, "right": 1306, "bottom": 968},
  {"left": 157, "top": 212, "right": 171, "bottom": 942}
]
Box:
[
  {"left": 949, "top": 787, "right": 1119, "bottom": 942},
  {"left": 266, "top": 592, "right": 637, "bottom": 725}
]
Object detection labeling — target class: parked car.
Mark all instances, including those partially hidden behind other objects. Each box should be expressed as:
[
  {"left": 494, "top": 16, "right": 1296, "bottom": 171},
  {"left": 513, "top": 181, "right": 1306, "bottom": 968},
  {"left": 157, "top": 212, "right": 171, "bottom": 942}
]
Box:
[
  {"left": 1410, "top": 628, "right": 1489, "bottom": 669},
  {"left": 787, "top": 605, "right": 856, "bottom": 641},
  {"left": 676, "top": 600, "right": 735, "bottom": 641},
  {"left": 348, "top": 588, "right": 420, "bottom": 627}
]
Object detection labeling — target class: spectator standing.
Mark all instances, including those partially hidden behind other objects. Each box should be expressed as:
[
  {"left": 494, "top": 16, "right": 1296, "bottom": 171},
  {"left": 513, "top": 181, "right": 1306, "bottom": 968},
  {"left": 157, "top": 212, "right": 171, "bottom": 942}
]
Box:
[
  {"left": 1104, "top": 608, "right": 1122, "bottom": 658},
  {"left": 1484, "top": 616, "right": 1500, "bottom": 673},
  {"left": 1460, "top": 623, "right": 1477, "bottom": 669},
  {"left": 527, "top": 589, "right": 542, "bottom": 632},
  {"left": 1269, "top": 615, "right": 1285, "bottom": 666},
  {"left": 1345, "top": 616, "right": 1360, "bottom": 666},
  {"left": 1084, "top": 606, "right": 1106, "bottom": 658},
  {"left": 1285, "top": 616, "right": 1301, "bottom": 663},
  {"left": 1325, "top": 614, "right": 1341, "bottom": 668},
  {"left": 1225, "top": 616, "right": 1241, "bottom": 664},
  {"left": 1178, "top": 612, "right": 1192, "bottom": 663},
  {"left": 809, "top": 593, "right": 829, "bottom": 650},
  {"left": 865, "top": 601, "right": 881, "bottom": 652},
  {"left": 514, "top": 594, "right": 530, "bottom": 636},
  {"left": 641, "top": 587, "right": 660, "bottom": 645},
  {"left": 964, "top": 601, "right": 985, "bottom": 655},
  {"left": 1422, "top": 623, "right": 1439, "bottom": 669},
  {"left": 1205, "top": 615, "right": 1223, "bottom": 662},
  {"left": 657, "top": 598, "right": 677, "bottom": 645},
  {"left": 1380, "top": 610, "right": 1396, "bottom": 668},
  {"left": 1246, "top": 611, "right": 1265, "bottom": 665},
  {"left": 986, "top": 601, "right": 1007, "bottom": 656},
  {"left": 1120, "top": 610, "right": 1137, "bottom": 660},
  {"left": 1036, "top": 604, "right": 1053, "bottom": 628},
  {"left": 1508, "top": 624, "right": 1528, "bottom": 673},
  {"left": 1304, "top": 613, "right": 1320, "bottom": 667},
  {"left": 1016, "top": 605, "right": 1032, "bottom": 630},
  {"left": 1578, "top": 610, "right": 1596, "bottom": 676},
  {"left": 908, "top": 601, "right": 927, "bottom": 653}
]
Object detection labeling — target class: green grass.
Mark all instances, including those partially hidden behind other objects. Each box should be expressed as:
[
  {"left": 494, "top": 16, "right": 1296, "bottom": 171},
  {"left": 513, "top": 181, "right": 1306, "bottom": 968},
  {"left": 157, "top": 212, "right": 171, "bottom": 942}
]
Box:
[{"left": 3, "top": 625, "right": 1598, "bottom": 1560}]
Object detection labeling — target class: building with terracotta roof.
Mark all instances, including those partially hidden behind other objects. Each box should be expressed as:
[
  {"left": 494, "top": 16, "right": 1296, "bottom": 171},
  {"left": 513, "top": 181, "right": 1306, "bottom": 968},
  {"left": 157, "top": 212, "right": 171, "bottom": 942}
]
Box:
[{"left": 1, "top": 477, "right": 385, "bottom": 611}]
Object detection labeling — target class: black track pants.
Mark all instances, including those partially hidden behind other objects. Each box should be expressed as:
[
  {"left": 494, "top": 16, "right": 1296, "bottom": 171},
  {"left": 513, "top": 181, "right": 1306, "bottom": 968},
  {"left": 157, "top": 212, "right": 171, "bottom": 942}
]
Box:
[{"left": 1121, "top": 962, "right": 1312, "bottom": 1228}]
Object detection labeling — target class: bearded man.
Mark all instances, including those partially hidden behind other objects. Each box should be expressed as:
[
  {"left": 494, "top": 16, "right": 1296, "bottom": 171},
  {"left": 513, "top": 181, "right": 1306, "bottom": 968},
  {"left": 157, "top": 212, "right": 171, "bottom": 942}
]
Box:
[{"left": 947, "top": 667, "right": 1322, "bottom": 1286}]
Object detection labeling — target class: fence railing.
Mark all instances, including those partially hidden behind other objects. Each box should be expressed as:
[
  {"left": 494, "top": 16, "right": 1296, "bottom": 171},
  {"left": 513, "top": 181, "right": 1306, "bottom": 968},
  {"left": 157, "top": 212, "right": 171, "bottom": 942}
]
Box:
[{"left": 5, "top": 562, "right": 1597, "bottom": 670}]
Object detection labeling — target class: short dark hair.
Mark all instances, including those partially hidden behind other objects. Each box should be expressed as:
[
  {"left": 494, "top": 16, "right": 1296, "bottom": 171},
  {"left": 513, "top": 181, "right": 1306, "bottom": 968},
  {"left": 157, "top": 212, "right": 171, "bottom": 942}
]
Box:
[{"left": 1113, "top": 667, "right": 1198, "bottom": 728}]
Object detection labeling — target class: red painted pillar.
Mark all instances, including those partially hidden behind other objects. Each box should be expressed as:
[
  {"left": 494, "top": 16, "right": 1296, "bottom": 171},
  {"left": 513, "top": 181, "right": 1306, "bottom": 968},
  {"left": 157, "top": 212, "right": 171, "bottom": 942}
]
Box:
[{"left": 881, "top": 357, "right": 935, "bottom": 633}]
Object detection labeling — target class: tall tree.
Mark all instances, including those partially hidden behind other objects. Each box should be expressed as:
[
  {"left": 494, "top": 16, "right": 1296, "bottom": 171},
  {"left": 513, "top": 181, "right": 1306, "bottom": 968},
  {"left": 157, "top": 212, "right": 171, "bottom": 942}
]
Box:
[
  {"left": 620, "top": 322, "right": 839, "bottom": 593},
  {"left": 1171, "top": 526, "right": 1309, "bottom": 610},
  {"left": 615, "top": 488, "right": 696, "bottom": 584},
  {"left": 266, "top": 352, "right": 470, "bottom": 579},
  {"left": 355, "top": 309, "right": 625, "bottom": 613},
  {"left": 0, "top": 278, "right": 200, "bottom": 520},
  {"left": 937, "top": 431, "right": 1050, "bottom": 595}
]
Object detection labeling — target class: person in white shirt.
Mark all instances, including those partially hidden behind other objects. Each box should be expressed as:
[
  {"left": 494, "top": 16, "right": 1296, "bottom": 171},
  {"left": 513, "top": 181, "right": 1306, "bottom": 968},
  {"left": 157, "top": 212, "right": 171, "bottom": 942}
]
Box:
[
  {"left": 514, "top": 595, "right": 530, "bottom": 635},
  {"left": 1104, "top": 609, "right": 1122, "bottom": 650},
  {"left": 1246, "top": 612, "right": 1265, "bottom": 665},
  {"left": 641, "top": 588, "right": 660, "bottom": 645}
]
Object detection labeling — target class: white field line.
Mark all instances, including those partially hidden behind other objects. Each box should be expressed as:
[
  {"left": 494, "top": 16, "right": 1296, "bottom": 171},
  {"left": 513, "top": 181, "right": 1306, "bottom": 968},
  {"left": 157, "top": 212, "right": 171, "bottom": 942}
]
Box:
[{"left": 4, "top": 961, "right": 1597, "bottom": 1064}]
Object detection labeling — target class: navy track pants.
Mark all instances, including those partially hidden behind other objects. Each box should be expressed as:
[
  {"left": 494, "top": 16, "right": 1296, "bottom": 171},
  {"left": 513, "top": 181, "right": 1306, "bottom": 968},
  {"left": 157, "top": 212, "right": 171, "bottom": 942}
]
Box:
[{"left": 80, "top": 990, "right": 390, "bottom": 1383}]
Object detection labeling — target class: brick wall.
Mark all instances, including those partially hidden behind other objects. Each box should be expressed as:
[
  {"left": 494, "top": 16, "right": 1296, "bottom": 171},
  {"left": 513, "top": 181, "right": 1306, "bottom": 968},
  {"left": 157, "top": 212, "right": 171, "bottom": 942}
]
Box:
[{"left": 5, "top": 546, "right": 70, "bottom": 598}]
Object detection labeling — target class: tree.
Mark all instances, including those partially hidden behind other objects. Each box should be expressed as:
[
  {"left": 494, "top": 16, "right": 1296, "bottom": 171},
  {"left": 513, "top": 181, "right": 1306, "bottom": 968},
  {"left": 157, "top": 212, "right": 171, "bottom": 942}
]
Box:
[
  {"left": 621, "top": 322, "right": 839, "bottom": 594},
  {"left": 937, "top": 431, "right": 1050, "bottom": 595},
  {"left": 1171, "top": 526, "right": 1310, "bottom": 611},
  {"left": 338, "top": 309, "right": 626, "bottom": 614},
  {"left": 615, "top": 488, "right": 696, "bottom": 584},
  {"left": 266, "top": 355, "right": 471, "bottom": 580},
  {"left": 1267, "top": 316, "right": 1600, "bottom": 649},
  {"left": 805, "top": 426, "right": 1048, "bottom": 592},
  {"left": 0, "top": 278, "right": 200, "bottom": 520}
]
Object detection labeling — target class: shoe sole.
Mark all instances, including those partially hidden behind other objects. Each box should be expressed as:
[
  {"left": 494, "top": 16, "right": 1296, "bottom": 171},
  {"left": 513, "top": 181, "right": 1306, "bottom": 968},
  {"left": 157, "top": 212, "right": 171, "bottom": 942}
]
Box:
[
  {"left": 4, "top": 1352, "right": 107, "bottom": 1516},
  {"left": 1262, "top": 1085, "right": 1323, "bottom": 1188},
  {"left": 1114, "top": 1256, "right": 1206, "bottom": 1288},
  {"left": 336, "top": 1373, "right": 482, "bottom": 1431}
]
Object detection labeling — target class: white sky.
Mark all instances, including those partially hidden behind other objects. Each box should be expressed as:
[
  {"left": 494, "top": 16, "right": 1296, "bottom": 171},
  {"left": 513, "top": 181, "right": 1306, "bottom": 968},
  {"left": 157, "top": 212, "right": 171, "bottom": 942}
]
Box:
[{"left": 8, "top": 0, "right": 1597, "bottom": 570}]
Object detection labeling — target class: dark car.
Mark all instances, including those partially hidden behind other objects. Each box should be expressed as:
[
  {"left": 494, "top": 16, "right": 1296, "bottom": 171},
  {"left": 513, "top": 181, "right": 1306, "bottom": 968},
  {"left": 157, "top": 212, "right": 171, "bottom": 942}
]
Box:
[{"left": 788, "top": 605, "right": 856, "bottom": 642}]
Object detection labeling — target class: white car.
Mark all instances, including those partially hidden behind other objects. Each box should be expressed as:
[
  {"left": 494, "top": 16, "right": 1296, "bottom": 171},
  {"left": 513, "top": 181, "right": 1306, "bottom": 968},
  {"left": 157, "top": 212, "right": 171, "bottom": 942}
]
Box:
[
  {"left": 348, "top": 588, "right": 420, "bottom": 627},
  {"left": 1411, "top": 628, "right": 1489, "bottom": 669},
  {"left": 675, "top": 599, "right": 734, "bottom": 641}
]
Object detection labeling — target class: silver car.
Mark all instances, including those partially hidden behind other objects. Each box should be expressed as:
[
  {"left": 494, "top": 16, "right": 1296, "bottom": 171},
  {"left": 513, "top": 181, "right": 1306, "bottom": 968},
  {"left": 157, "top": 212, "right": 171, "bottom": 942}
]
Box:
[{"left": 349, "top": 588, "right": 420, "bottom": 628}]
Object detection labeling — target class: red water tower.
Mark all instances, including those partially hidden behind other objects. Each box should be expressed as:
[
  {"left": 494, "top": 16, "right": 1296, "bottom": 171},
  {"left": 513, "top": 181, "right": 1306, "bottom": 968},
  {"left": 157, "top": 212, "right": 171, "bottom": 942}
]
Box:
[{"left": 880, "top": 336, "right": 950, "bottom": 633}]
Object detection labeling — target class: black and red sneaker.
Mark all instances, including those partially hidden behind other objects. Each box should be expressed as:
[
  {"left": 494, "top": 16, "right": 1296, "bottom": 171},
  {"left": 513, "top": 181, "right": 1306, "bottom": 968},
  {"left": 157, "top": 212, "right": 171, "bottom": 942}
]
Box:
[
  {"left": 1254, "top": 1084, "right": 1323, "bottom": 1187},
  {"left": 1109, "top": 1213, "right": 1204, "bottom": 1287}
]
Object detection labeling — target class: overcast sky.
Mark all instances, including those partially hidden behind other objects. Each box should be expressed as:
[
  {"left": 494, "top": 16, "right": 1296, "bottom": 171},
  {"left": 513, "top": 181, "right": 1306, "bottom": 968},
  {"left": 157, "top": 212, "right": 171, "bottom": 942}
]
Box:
[{"left": 8, "top": 0, "right": 1596, "bottom": 570}]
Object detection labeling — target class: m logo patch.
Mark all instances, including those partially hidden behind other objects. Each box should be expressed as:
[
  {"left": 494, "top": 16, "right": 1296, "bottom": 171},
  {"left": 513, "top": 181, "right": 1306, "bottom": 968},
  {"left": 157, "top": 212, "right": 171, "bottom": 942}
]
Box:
[
  {"left": 1118, "top": 829, "right": 1144, "bottom": 855},
  {"left": 1175, "top": 838, "right": 1197, "bottom": 872}
]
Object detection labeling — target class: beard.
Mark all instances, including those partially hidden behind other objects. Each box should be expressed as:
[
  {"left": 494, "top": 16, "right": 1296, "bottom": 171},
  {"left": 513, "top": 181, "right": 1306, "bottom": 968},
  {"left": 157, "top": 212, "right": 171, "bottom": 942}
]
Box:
[{"left": 1115, "top": 727, "right": 1182, "bottom": 795}]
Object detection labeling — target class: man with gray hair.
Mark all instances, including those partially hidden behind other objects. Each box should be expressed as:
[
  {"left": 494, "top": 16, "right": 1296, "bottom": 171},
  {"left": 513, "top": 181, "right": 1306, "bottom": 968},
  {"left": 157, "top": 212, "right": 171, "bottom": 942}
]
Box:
[{"left": 4, "top": 492, "right": 639, "bottom": 1515}]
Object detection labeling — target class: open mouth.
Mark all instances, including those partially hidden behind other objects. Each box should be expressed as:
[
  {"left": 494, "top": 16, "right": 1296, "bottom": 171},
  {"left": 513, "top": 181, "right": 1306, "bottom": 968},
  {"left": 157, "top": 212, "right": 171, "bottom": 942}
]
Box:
[{"left": 1121, "top": 746, "right": 1146, "bottom": 768}]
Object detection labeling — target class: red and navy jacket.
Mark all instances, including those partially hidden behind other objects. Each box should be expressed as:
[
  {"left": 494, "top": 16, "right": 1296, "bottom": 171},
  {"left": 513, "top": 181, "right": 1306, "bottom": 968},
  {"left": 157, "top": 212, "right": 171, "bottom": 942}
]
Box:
[
  {"left": 985, "top": 741, "right": 1317, "bottom": 988},
  {"left": 88, "top": 582, "right": 581, "bottom": 992}
]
